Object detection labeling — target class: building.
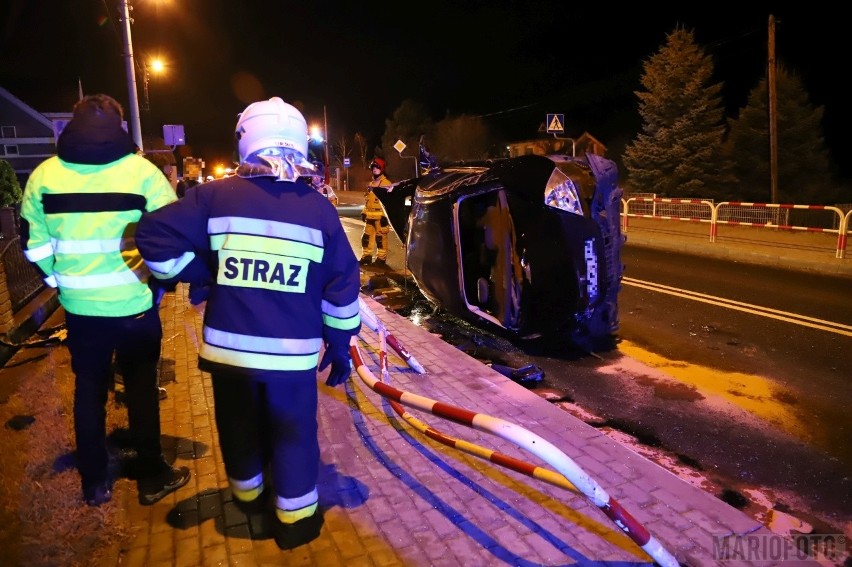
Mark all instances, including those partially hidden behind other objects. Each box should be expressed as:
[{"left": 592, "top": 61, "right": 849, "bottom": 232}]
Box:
[
  {"left": 507, "top": 131, "right": 607, "bottom": 159},
  {"left": 0, "top": 87, "right": 71, "bottom": 187}
]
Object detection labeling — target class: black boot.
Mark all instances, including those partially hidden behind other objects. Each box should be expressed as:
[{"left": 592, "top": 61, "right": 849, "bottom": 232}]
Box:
[{"left": 273, "top": 510, "right": 324, "bottom": 550}]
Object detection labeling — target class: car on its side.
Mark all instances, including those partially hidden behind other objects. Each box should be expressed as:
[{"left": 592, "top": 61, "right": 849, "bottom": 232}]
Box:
[{"left": 373, "top": 152, "right": 624, "bottom": 351}]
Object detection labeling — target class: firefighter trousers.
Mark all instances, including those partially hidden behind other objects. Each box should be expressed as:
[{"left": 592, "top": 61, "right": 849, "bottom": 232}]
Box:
[
  {"left": 211, "top": 371, "right": 320, "bottom": 519},
  {"left": 361, "top": 217, "right": 390, "bottom": 261}
]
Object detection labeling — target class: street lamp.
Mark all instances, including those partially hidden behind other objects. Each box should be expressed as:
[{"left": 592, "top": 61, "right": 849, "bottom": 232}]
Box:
[{"left": 323, "top": 105, "right": 330, "bottom": 184}]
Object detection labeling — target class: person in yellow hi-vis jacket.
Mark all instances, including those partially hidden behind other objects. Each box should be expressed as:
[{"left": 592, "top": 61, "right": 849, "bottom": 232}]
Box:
[
  {"left": 19, "top": 94, "right": 190, "bottom": 508},
  {"left": 359, "top": 157, "right": 393, "bottom": 267}
]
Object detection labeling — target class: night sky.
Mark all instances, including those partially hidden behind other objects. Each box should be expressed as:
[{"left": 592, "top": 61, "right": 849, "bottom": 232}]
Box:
[{"left": 2, "top": 2, "right": 847, "bottom": 178}]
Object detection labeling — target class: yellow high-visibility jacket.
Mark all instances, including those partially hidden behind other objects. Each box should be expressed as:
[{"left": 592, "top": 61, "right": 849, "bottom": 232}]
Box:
[
  {"left": 363, "top": 173, "right": 392, "bottom": 220},
  {"left": 20, "top": 154, "right": 176, "bottom": 316}
]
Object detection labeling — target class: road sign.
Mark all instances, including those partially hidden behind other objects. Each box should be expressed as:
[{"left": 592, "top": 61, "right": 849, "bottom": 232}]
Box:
[
  {"left": 546, "top": 113, "right": 565, "bottom": 134},
  {"left": 393, "top": 139, "right": 407, "bottom": 154},
  {"left": 163, "top": 125, "right": 186, "bottom": 146},
  {"left": 343, "top": 157, "right": 351, "bottom": 168}
]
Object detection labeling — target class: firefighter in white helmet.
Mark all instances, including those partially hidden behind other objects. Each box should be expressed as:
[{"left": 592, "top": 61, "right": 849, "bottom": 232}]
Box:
[{"left": 135, "top": 97, "right": 361, "bottom": 550}]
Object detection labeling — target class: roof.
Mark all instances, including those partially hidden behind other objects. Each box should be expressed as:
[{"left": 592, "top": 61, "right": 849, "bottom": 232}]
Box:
[{"left": 0, "top": 87, "right": 56, "bottom": 130}]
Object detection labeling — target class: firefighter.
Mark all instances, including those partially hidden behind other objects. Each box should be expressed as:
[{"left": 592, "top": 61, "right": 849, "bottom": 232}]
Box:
[
  {"left": 359, "top": 157, "right": 393, "bottom": 267},
  {"left": 135, "top": 97, "right": 361, "bottom": 550}
]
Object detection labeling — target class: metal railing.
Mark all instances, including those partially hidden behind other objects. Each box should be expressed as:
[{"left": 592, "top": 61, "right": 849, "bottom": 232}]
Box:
[
  {"left": 622, "top": 197, "right": 850, "bottom": 259},
  {"left": 1, "top": 236, "right": 44, "bottom": 312}
]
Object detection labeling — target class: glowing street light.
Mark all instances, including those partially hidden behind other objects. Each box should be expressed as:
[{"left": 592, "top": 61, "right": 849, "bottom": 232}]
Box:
[
  {"left": 148, "top": 58, "right": 165, "bottom": 74},
  {"left": 308, "top": 107, "right": 331, "bottom": 183},
  {"left": 309, "top": 123, "right": 330, "bottom": 183}
]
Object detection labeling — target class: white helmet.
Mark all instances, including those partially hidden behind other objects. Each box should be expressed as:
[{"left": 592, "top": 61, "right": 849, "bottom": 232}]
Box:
[{"left": 235, "top": 97, "right": 308, "bottom": 162}]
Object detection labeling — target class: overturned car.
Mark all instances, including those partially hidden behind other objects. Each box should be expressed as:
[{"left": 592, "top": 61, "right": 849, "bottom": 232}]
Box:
[{"left": 373, "top": 152, "right": 624, "bottom": 351}]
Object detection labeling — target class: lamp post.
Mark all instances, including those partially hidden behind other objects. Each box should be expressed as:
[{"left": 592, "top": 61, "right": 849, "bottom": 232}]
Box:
[
  {"left": 141, "top": 58, "right": 164, "bottom": 112},
  {"left": 323, "top": 105, "right": 330, "bottom": 184},
  {"left": 118, "top": 0, "right": 144, "bottom": 152}
]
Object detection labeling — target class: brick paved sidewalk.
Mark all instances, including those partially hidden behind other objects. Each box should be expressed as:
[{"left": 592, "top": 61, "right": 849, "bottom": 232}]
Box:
[{"left": 113, "top": 285, "right": 818, "bottom": 566}]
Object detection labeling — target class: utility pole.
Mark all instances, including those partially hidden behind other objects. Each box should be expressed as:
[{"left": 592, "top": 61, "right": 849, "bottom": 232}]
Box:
[
  {"left": 323, "top": 105, "right": 330, "bottom": 184},
  {"left": 768, "top": 14, "right": 778, "bottom": 203},
  {"left": 119, "top": 0, "right": 144, "bottom": 152}
]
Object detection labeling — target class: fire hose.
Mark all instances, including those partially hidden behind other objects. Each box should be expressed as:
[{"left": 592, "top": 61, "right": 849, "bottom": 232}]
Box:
[{"left": 351, "top": 300, "right": 679, "bottom": 567}]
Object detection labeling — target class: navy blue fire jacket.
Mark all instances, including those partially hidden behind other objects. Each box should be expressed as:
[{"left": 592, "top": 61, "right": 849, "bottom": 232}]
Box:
[{"left": 135, "top": 175, "right": 361, "bottom": 377}]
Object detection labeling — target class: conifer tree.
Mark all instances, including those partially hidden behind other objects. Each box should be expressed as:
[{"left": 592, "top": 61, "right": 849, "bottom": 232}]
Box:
[
  {"left": 0, "top": 159, "right": 23, "bottom": 207},
  {"left": 623, "top": 28, "right": 733, "bottom": 198},
  {"left": 381, "top": 99, "right": 435, "bottom": 179},
  {"left": 725, "top": 65, "right": 838, "bottom": 204}
]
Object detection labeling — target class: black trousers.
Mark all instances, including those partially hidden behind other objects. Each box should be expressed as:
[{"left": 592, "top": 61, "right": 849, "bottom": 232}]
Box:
[{"left": 65, "top": 307, "right": 163, "bottom": 489}]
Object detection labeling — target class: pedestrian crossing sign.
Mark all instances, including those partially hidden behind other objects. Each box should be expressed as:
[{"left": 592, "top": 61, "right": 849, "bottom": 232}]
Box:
[{"left": 546, "top": 113, "right": 565, "bottom": 134}]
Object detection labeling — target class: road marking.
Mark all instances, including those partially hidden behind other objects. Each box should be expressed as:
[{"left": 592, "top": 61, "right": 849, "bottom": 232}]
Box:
[{"left": 622, "top": 276, "right": 852, "bottom": 337}]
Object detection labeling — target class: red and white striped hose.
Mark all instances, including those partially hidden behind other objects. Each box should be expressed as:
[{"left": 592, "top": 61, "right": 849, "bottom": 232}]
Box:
[{"left": 349, "top": 333, "right": 679, "bottom": 567}]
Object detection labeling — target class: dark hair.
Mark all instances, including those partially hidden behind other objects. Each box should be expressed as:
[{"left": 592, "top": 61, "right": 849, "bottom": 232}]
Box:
[{"left": 72, "top": 94, "right": 124, "bottom": 119}]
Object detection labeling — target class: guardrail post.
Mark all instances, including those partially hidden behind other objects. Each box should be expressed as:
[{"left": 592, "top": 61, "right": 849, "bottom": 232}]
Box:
[{"left": 839, "top": 210, "right": 851, "bottom": 259}]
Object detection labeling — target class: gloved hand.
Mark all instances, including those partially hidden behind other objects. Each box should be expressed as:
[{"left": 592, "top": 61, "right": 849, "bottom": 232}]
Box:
[
  {"left": 148, "top": 278, "right": 176, "bottom": 306},
  {"left": 188, "top": 282, "right": 210, "bottom": 305},
  {"left": 318, "top": 343, "right": 352, "bottom": 387}
]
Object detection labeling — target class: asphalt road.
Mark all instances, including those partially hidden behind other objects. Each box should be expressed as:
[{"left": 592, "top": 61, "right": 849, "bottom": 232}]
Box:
[
  {"left": 336, "top": 192, "right": 851, "bottom": 536},
  {"left": 599, "top": 246, "right": 851, "bottom": 527}
]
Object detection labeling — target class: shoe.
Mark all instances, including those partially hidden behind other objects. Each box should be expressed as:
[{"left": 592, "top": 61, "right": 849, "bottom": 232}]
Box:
[
  {"left": 372, "top": 259, "right": 387, "bottom": 268},
  {"left": 138, "top": 463, "right": 191, "bottom": 505},
  {"left": 358, "top": 256, "right": 372, "bottom": 266},
  {"left": 83, "top": 483, "right": 112, "bottom": 507},
  {"left": 273, "top": 510, "right": 324, "bottom": 550}
]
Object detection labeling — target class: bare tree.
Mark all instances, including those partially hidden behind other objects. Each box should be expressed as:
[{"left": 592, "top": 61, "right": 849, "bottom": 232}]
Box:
[
  {"left": 331, "top": 133, "right": 351, "bottom": 169},
  {"left": 354, "top": 132, "right": 368, "bottom": 170}
]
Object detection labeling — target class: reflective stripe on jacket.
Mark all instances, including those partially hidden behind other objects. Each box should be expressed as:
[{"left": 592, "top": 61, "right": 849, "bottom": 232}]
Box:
[{"left": 19, "top": 154, "right": 177, "bottom": 316}]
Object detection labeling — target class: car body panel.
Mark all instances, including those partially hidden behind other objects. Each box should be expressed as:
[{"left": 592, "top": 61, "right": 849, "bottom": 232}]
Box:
[{"left": 373, "top": 153, "right": 623, "bottom": 349}]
